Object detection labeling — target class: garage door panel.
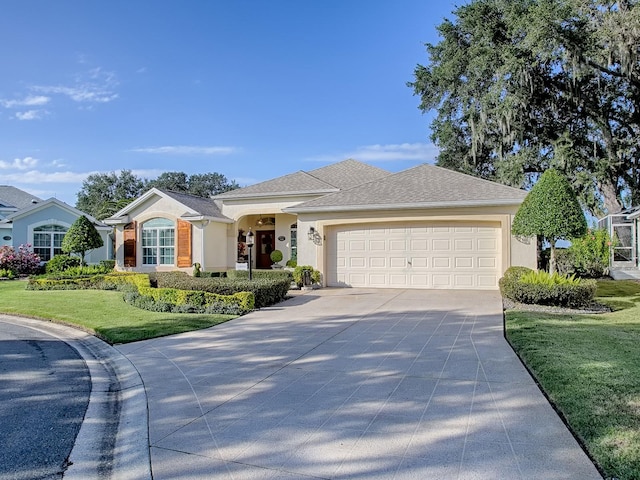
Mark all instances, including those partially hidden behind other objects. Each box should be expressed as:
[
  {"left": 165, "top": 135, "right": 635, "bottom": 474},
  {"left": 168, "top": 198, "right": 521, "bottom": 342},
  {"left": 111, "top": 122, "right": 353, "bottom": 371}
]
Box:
[
  {"left": 433, "top": 257, "right": 450, "bottom": 268},
  {"left": 390, "top": 257, "right": 407, "bottom": 268},
  {"left": 478, "top": 275, "right": 498, "bottom": 287},
  {"left": 389, "top": 274, "right": 408, "bottom": 286},
  {"left": 327, "top": 222, "right": 501, "bottom": 290},
  {"left": 433, "top": 274, "right": 452, "bottom": 287},
  {"left": 350, "top": 240, "right": 366, "bottom": 251},
  {"left": 369, "top": 240, "right": 386, "bottom": 250},
  {"left": 455, "top": 257, "right": 473, "bottom": 268},
  {"left": 454, "top": 274, "right": 474, "bottom": 287},
  {"left": 412, "top": 257, "right": 428, "bottom": 268},
  {"left": 410, "top": 274, "right": 428, "bottom": 286},
  {"left": 370, "top": 257, "right": 386, "bottom": 268},
  {"left": 411, "top": 239, "right": 428, "bottom": 250},
  {"left": 390, "top": 240, "right": 406, "bottom": 251},
  {"left": 432, "top": 239, "right": 451, "bottom": 251},
  {"left": 455, "top": 238, "right": 474, "bottom": 250},
  {"left": 369, "top": 274, "right": 387, "bottom": 286},
  {"left": 350, "top": 258, "right": 366, "bottom": 268},
  {"left": 478, "top": 257, "right": 497, "bottom": 268},
  {"left": 478, "top": 238, "right": 498, "bottom": 251}
]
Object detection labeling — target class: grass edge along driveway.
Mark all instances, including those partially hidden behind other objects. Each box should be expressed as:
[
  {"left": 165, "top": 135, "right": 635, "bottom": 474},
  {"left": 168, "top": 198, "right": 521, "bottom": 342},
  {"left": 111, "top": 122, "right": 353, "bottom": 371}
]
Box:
[
  {"left": 0, "top": 280, "right": 235, "bottom": 344},
  {"left": 506, "top": 279, "right": 640, "bottom": 480}
]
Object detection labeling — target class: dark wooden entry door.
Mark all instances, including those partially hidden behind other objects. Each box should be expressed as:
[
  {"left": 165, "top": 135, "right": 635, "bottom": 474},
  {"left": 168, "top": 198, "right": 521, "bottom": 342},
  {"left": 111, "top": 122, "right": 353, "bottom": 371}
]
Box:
[{"left": 256, "top": 230, "right": 275, "bottom": 269}]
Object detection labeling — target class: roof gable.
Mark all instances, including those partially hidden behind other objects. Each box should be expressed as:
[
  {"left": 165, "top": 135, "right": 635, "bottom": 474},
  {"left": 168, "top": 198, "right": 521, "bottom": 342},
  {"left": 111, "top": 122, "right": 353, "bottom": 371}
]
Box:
[
  {"left": 213, "top": 159, "right": 391, "bottom": 200},
  {"left": 213, "top": 171, "right": 338, "bottom": 199},
  {"left": 288, "top": 164, "right": 528, "bottom": 212},
  {"left": 105, "top": 188, "right": 232, "bottom": 224},
  {"left": 2, "top": 197, "right": 110, "bottom": 228},
  {"left": 306, "top": 159, "right": 390, "bottom": 190}
]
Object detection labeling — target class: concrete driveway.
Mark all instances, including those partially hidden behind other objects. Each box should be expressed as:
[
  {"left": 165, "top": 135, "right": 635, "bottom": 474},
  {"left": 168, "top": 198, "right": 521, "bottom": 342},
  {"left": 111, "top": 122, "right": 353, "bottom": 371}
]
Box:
[{"left": 117, "top": 288, "right": 602, "bottom": 480}]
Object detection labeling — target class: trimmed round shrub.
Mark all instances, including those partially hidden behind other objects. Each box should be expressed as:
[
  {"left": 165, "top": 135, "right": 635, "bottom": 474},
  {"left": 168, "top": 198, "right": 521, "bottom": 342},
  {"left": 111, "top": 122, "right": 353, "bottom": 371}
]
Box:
[
  {"left": 46, "top": 254, "right": 82, "bottom": 273},
  {"left": 270, "top": 249, "right": 283, "bottom": 263}
]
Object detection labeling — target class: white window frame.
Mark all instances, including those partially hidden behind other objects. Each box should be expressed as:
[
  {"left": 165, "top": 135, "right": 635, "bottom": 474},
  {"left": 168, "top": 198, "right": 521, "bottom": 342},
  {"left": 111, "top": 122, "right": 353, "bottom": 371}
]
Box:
[
  {"left": 28, "top": 220, "right": 71, "bottom": 262},
  {"left": 142, "top": 218, "right": 175, "bottom": 265}
]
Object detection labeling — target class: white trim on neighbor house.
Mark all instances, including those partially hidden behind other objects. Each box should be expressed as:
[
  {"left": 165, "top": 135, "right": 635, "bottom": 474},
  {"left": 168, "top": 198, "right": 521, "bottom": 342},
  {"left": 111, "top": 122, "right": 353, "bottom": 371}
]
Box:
[{"left": 4, "top": 197, "right": 110, "bottom": 230}]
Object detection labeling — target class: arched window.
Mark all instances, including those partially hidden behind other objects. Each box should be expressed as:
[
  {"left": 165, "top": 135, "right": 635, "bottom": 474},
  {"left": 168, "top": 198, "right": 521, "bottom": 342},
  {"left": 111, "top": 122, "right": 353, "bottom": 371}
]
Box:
[
  {"left": 33, "top": 224, "right": 67, "bottom": 261},
  {"left": 142, "top": 218, "right": 174, "bottom": 265}
]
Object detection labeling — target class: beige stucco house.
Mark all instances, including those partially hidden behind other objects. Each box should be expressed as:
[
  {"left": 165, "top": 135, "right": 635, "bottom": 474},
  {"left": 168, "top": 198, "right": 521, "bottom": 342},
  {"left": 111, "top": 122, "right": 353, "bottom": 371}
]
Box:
[{"left": 105, "top": 159, "right": 536, "bottom": 290}]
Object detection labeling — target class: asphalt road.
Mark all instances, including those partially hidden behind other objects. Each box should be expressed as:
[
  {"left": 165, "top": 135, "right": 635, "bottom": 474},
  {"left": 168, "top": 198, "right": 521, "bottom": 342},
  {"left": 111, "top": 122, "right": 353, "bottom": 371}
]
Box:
[{"left": 0, "top": 321, "right": 90, "bottom": 480}]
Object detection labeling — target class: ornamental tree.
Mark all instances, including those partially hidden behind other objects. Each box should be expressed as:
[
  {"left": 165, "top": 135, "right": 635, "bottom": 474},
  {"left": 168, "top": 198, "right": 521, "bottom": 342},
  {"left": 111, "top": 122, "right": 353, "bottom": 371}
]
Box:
[
  {"left": 512, "top": 169, "right": 587, "bottom": 274},
  {"left": 61, "top": 216, "right": 104, "bottom": 265}
]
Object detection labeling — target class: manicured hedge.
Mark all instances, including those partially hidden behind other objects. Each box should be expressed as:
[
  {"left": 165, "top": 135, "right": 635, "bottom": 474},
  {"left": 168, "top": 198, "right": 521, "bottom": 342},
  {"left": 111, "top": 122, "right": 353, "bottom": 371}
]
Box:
[
  {"left": 499, "top": 266, "right": 597, "bottom": 308},
  {"left": 154, "top": 271, "right": 291, "bottom": 308},
  {"left": 27, "top": 272, "right": 255, "bottom": 314}
]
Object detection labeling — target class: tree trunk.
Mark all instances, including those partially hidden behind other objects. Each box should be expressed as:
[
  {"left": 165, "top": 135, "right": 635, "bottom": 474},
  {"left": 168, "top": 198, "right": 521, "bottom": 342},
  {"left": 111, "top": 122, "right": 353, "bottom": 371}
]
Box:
[{"left": 549, "top": 239, "right": 557, "bottom": 275}]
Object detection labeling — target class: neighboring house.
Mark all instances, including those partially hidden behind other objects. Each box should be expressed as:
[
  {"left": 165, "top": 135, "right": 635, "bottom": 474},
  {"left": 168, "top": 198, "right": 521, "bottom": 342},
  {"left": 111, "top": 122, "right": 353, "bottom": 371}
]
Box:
[
  {"left": 0, "top": 186, "right": 112, "bottom": 263},
  {"left": 598, "top": 208, "right": 640, "bottom": 280},
  {"left": 105, "top": 159, "right": 537, "bottom": 290}
]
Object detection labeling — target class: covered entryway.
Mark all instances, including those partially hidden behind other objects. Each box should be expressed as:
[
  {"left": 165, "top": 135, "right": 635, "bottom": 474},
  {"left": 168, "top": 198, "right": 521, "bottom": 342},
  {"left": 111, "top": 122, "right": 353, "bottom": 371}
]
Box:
[{"left": 326, "top": 222, "right": 501, "bottom": 289}]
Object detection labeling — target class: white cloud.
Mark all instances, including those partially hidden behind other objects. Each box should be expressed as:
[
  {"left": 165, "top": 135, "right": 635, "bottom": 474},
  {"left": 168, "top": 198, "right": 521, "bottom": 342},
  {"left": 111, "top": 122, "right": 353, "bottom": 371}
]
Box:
[
  {"left": 0, "top": 157, "right": 39, "bottom": 170},
  {"left": 15, "top": 109, "right": 48, "bottom": 121},
  {"left": 49, "top": 159, "right": 67, "bottom": 168},
  {"left": 306, "top": 142, "right": 439, "bottom": 163},
  {"left": 33, "top": 67, "right": 119, "bottom": 104},
  {"left": 130, "top": 145, "right": 239, "bottom": 155},
  {"left": 0, "top": 170, "right": 92, "bottom": 184},
  {"left": 1, "top": 95, "right": 50, "bottom": 108}
]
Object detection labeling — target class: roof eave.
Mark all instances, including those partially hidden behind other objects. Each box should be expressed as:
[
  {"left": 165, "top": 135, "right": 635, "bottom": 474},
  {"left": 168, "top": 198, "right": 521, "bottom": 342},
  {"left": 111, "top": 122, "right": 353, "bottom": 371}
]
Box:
[
  {"left": 180, "top": 214, "right": 234, "bottom": 224},
  {"left": 215, "top": 189, "right": 338, "bottom": 201},
  {"left": 286, "top": 198, "right": 525, "bottom": 213}
]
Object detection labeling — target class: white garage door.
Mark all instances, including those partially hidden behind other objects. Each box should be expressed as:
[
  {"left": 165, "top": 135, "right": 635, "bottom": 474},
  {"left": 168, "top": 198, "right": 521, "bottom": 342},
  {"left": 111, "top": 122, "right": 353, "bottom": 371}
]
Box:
[{"left": 327, "top": 222, "right": 501, "bottom": 290}]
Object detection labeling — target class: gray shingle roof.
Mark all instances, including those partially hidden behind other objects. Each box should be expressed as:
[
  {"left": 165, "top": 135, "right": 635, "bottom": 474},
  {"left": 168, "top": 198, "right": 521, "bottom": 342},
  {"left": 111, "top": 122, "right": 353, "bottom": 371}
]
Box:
[
  {"left": 213, "top": 159, "right": 390, "bottom": 199},
  {"left": 0, "top": 186, "right": 43, "bottom": 209},
  {"left": 158, "top": 189, "right": 231, "bottom": 220},
  {"left": 287, "top": 164, "right": 528, "bottom": 212},
  {"left": 306, "top": 159, "right": 390, "bottom": 190}
]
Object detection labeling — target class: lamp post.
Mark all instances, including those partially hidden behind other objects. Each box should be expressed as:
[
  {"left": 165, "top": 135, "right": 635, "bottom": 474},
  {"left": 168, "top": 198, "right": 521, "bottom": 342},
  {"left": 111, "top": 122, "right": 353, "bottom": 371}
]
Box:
[{"left": 246, "top": 229, "right": 254, "bottom": 280}]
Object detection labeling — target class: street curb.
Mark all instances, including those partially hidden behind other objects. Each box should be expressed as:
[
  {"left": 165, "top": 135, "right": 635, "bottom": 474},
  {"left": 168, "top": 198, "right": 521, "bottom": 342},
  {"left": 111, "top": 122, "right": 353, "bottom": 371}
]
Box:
[{"left": 0, "top": 315, "right": 152, "bottom": 480}]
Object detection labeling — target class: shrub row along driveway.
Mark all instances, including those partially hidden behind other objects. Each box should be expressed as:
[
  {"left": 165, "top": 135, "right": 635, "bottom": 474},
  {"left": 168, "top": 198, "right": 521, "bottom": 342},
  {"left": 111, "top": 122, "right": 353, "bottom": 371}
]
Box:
[{"left": 117, "top": 288, "right": 601, "bottom": 480}]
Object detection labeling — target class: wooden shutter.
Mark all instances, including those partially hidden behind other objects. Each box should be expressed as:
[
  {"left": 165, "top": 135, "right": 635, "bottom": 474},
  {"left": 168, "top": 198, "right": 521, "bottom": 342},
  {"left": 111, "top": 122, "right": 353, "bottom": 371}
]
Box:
[
  {"left": 177, "top": 219, "right": 192, "bottom": 268},
  {"left": 123, "top": 222, "right": 137, "bottom": 267}
]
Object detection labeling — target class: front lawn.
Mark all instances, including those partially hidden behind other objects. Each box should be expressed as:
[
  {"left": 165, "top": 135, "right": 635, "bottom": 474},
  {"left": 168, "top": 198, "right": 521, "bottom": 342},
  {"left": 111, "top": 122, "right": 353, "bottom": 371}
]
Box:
[
  {"left": 0, "top": 280, "right": 235, "bottom": 344},
  {"left": 506, "top": 279, "right": 640, "bottom": 480}
]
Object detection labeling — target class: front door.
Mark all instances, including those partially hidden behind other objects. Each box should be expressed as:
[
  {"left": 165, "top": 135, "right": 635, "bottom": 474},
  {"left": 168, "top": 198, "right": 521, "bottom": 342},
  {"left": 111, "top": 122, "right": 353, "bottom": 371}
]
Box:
[{"left": 256, "top": 230, "right": 275, "bottom": 269}]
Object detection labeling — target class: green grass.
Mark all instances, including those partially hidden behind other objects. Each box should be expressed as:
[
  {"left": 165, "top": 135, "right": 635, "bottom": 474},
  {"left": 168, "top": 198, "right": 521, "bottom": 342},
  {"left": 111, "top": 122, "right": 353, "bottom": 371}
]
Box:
[
  {"left": 0, "top": 280, "right": 235, "bottom": 344},
  {"left": 506, "top": 279, "right": 640, "bottom": 480}
]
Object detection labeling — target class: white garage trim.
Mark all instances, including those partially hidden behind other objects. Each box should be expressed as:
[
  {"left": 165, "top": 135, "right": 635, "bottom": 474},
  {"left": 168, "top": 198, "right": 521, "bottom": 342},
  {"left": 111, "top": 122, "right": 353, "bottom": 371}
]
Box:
[{"left": 326, "top": 221, "right": 502, "bottom": 290}]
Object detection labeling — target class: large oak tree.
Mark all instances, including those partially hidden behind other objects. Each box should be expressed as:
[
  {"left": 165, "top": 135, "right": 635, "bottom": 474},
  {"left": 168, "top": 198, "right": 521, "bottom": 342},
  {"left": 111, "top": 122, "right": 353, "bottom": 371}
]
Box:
[{"left": 410, "top": 0, "right": 640, "bottom": 215}]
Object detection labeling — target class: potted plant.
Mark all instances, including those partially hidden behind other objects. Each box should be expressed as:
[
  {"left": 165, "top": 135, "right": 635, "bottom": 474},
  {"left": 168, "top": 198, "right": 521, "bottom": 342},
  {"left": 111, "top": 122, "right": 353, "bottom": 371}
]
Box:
[{"left": 270, "top": 249, "right": 283, "bottom": 269}]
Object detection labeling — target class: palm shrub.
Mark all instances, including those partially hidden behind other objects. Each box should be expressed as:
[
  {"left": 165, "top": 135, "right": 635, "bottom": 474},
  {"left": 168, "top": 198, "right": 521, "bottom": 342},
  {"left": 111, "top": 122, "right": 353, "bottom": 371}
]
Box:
[
  {"left": 500, "top": 268, "right": 596, "bottom": 308},
  {"left": 293, "top": 265, "right": 321, "bottom": 287}
]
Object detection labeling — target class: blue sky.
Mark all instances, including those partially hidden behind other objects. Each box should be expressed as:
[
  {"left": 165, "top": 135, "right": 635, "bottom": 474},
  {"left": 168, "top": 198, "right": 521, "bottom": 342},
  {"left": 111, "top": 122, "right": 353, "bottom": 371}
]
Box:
[{"left": 0, "top": 1, "right": 459, "bottom": 205}]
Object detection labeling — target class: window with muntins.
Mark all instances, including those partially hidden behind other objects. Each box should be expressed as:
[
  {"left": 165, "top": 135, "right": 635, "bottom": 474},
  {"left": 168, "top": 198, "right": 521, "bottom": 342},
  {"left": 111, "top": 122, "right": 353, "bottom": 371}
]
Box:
[
  {"left": 142, "top": 218, "right": 175, "bottom": 265},
  {"left": 33, "top": 224, "right": 67, "bottom": 261}
]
